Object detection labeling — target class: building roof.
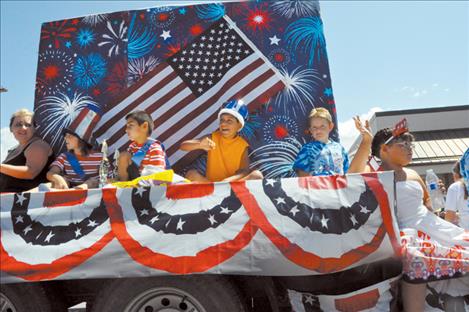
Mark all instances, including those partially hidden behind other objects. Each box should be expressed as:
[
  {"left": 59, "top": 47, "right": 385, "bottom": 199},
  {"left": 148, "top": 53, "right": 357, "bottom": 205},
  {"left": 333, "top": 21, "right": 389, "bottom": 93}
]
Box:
[
  {"left": 375, "top": 105, "right": 469, "bottom": 117},
  {"left": 411, "top": 128, "right": 469, "bottom": 165}
]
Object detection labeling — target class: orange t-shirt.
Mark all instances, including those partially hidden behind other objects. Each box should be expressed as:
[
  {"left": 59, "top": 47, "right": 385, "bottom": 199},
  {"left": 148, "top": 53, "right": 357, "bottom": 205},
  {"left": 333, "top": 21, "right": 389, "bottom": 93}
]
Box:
[{"left": 206, "top": 131, "right": 249, "bottom": 182}]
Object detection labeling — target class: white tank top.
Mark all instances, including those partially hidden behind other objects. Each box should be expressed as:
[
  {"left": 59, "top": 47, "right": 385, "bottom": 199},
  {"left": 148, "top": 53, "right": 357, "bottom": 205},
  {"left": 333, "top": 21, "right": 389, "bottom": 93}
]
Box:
[{"left": 395, "top": 180, "right": 429, "bottom": 227}]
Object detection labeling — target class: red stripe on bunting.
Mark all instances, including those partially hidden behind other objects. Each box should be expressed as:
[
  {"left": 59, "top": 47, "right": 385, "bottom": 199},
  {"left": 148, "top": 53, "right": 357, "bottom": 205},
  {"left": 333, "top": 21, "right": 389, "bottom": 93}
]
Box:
[
  {"left": 361, "top": 173, "right": 401, "bottom": 257},
  {"left": 105, "top": 187, "right": 257, "bottom": 274},
  {"left": 298, "top": 175, "right": 348, "bottom": 190},
  {"left": 0, "top": 189, "right": 114, "bottom": 281},
  {"left": 231, "top": 177, "right": 391, "bottom": 274},
  {"left": 0, "top": 229, "right": 114, "bottom": 281},
  {"left": 334, "top": 288, "right": 380, "bottom": 311},
  {"left": 43, "top": 189, "right": 88, "bottom": 208},
  {"left": 166, "top": 182, "right": 215, "bottom": 200}
]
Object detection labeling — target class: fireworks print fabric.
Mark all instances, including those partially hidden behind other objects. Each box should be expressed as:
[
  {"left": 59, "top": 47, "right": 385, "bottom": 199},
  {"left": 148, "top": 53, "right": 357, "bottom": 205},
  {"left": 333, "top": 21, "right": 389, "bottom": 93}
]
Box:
[
  {"left": 35, "top": 12, "right": 128, "bottom": 153},
  {"left": 33, "top": 1, "right": 337, "bottom": 177}
]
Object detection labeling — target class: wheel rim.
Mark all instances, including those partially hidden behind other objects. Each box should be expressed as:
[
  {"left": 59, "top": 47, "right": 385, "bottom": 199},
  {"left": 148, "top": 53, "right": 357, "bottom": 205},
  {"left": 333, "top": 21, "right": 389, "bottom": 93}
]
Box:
[
  {"left": 0, "top": 292, "right": 16, "bottom": 312},
  {"left": 123, "top": 286, "right": 208, "bottom": 312}
]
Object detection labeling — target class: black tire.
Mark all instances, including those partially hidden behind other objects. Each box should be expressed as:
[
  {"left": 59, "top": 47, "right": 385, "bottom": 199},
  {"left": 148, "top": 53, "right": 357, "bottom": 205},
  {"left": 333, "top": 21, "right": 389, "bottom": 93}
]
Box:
[
  {"left": 41, "top": 282, "right": 70, "bottom": 312},
  {"left": 0, "top": 283, "right": 52, "bottom": 312},
  {"left": 90, "top": 275, "right": 246, "bottom": 312}
]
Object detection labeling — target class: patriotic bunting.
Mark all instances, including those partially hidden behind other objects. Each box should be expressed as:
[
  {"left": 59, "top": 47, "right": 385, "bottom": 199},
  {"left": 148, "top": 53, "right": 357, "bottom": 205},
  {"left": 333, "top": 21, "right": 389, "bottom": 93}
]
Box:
[{"left": 1, "top": 172, "right": 399, "bottom": 283}]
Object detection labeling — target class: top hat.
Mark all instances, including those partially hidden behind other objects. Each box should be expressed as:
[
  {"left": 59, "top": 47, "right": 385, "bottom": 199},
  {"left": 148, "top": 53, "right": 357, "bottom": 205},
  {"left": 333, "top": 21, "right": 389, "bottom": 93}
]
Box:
[{"left": 63, "top": 105, "right": 101, "bottom": 147}]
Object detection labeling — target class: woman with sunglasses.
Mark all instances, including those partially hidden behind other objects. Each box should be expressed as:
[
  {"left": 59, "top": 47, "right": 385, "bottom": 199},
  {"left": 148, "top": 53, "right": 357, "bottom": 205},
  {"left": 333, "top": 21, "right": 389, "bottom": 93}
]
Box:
[
  {"left": 0, "top": 109, "right": 54, "bottom": 192},
  {"left": 370, "top": 127, "right": 469, "bottom": 311}
]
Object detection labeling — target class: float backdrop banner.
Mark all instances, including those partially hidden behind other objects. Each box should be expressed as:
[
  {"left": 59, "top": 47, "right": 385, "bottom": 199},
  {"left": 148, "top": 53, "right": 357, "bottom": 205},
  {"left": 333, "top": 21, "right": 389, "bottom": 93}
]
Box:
[{"left": 33, "top": 1, "right": 338, "bottom": 177}]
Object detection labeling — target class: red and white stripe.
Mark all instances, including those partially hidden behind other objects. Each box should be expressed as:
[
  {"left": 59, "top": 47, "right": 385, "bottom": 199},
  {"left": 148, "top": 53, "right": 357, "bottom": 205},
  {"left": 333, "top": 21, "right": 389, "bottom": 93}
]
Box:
[
  {"left": 69, "top": 107, "right": 101, "bottom": 143},
  {"left": 128, "top": 141, "right": 166, "bottom": 170},
  {"left": 51, "top": 152, "right": 102, "bottom": 184},
  {"left": 392, "top": 118, "right": 408, "bottom": 137}
]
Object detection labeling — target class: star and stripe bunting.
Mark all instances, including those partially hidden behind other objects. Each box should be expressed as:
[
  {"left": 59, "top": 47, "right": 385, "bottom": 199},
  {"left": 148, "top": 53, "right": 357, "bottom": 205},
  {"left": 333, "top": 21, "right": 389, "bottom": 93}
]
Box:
[{"left": 1, "top": 172, "right": 399, "bottom": 282}]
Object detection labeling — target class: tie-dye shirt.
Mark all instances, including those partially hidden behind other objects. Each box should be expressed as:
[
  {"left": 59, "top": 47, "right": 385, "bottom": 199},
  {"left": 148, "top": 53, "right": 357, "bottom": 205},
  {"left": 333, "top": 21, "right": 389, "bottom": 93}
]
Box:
[{"left": 293, "top": 140, "right": 349, "bottom": 176}]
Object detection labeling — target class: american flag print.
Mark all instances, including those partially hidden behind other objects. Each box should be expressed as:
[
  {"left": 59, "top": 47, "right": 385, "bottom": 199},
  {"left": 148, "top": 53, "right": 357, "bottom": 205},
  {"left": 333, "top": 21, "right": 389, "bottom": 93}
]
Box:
[{"left": 94, "top": 16, "right": 285, "bottom": 168}]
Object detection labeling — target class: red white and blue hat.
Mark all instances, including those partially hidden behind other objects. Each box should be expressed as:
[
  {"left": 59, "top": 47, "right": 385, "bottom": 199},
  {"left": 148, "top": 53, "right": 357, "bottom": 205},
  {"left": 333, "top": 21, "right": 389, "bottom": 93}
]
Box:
[
  {"left": 218, "top": 99, "right": 248, "bottom": 129},
  {"left": 63, "top": 105, "right": 101, "bottom": 146}
]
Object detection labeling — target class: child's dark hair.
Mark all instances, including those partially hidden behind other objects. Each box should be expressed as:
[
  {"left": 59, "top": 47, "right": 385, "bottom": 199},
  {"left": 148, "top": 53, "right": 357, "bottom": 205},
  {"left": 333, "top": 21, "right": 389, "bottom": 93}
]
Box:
[
  {"left": 371, "top": 128, "right": 415, "bottom": 157},
  {"left": 76, "top": 138, "right": 91, "bottom": 156},
  {"left": 126, "top": 110, "right": 154, "bottom": 135},
  {"left": 64, "top": 131, "right": 92, "bottom": 156},
  {"left": 453, "top": 160, "right": 462, "bottom": 177},
  {"left": 453, "top": 160, "right": 468, "bottom": 199}
]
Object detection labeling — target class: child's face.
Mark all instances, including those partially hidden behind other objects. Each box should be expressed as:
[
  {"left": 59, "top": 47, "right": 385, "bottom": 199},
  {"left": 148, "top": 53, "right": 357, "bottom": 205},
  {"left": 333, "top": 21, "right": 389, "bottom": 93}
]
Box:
[
  {"left": 125, "top": 118, "right": 149, "bottom": 142},
  {"left": 64, "top": 133, "right": 81, "bottom": 151},
  {"left": 382, "top": 137, "right": 414, "bottom": 166},
  {"left": 309, "top": 117, "right": 333, "bottom": 143},
  {"left": 219, "top": 114, "right": 241, "bottom": 138}
]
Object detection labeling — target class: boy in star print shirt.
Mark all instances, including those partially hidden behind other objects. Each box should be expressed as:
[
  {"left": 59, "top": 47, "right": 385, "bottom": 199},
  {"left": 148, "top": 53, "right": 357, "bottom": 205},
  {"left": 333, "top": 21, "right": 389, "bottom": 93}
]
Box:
[{"left": 293, "top": 108, "right": 349, "bottom": 176}]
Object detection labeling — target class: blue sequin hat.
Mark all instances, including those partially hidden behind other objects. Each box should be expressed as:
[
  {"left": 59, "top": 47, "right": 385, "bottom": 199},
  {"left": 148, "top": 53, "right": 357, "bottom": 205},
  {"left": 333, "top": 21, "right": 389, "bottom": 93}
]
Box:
[{"left": 218, "top": 99, "right": 248, "bottom": 129}]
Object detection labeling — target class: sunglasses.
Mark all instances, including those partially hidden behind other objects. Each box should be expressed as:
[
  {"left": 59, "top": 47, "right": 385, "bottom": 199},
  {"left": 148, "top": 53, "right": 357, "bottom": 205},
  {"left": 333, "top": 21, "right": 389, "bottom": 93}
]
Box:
[
  {"left": 392, "top": 141, "right": 415, "bottom": 150},
  {"left": 12, "top": 122, "right": 33, "bottom": 128}
]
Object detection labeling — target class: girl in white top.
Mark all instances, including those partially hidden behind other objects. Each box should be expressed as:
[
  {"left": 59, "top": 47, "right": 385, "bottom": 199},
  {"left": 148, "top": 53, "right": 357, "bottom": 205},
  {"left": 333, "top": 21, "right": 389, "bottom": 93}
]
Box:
[
  {"left": 373, "top": 128, "right": 469, "bottom": 312},
  {"left": 445, "top": 160, "right": 469, "bottom": 229}
]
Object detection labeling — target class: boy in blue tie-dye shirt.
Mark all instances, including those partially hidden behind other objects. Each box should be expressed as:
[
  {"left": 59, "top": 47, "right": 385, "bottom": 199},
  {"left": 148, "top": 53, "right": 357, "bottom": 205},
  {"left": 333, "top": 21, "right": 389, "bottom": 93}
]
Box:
[{"left": 293, "top": 108, "right": 349, "bottom": 176}]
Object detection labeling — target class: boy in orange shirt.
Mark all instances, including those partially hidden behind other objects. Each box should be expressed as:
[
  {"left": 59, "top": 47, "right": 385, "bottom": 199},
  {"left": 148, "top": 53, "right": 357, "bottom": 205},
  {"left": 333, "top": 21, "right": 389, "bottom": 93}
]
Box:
[{"left": 180, "top": 100, "right": 262, "bottom": 182}]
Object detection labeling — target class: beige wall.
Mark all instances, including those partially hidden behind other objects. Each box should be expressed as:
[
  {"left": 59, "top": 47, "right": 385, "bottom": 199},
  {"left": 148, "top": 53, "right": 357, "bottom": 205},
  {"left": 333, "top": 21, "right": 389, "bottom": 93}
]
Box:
[{"left": 410, "top": 162, "right": 454, "bottom": 176}]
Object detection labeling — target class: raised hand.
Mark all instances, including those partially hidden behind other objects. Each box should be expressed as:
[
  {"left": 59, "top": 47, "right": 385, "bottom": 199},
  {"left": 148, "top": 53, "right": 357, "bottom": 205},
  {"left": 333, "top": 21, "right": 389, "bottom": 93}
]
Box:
[{"left": 353, "top": 116, "right": 372, "bottom": 144}]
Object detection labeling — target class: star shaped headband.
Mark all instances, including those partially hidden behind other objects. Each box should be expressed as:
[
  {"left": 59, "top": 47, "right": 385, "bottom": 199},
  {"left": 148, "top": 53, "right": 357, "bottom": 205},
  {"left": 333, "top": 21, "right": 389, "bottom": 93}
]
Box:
[{"left": 384, "top": 118, "right": 409, "bottom": 145}]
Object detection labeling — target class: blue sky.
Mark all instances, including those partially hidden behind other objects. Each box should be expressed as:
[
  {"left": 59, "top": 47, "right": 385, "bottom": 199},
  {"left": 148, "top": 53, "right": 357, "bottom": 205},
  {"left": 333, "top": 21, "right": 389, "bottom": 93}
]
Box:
[{"left": 1, "top": 0, "right": 468, "bottom": 159}]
